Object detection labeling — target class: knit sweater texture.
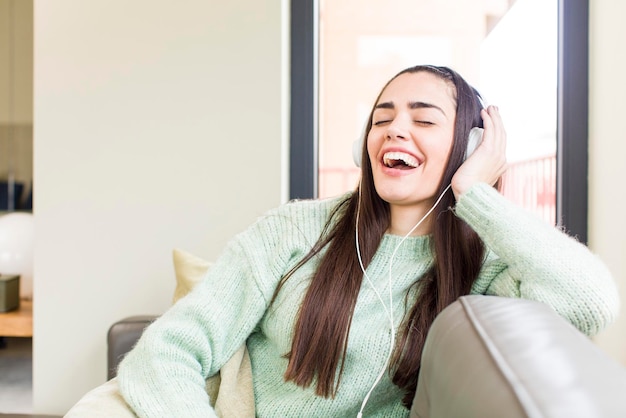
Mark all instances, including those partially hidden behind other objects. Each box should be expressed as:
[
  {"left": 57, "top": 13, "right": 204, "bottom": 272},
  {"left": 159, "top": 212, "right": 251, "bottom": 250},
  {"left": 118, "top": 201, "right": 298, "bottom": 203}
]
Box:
[{"left": 117, "top": 183, "right": 619, "bottom": 417}]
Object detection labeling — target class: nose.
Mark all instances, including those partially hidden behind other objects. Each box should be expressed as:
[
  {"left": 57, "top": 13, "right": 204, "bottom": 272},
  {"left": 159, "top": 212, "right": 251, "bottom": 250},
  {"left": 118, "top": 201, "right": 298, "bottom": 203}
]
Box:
[{"left": 385, "top": 117, "right": 410, "bottom": 141}]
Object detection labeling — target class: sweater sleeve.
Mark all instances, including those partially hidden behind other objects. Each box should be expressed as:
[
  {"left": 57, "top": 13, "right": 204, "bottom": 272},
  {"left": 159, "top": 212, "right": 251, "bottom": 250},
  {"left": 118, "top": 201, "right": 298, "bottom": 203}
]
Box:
[
  {"left": 117, "top": 204, "right": 314, "bottom": 417},
  {"left": 456, "top": 182, "right": 620, "bottom": 336}
]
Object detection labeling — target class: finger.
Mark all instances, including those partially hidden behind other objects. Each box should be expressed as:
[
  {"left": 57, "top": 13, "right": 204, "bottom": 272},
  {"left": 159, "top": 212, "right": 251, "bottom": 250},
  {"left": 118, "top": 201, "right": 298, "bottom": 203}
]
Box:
[
  {"left": 494, "top": 107, "right": 507, "bottom": 156},
  {"left": 485, "top": 106, "right": 506, "bottom": 154},
  {"left": 479, "top": 108, "right": 495, "bottom": 148},
  {"left": 481, "top": 107, "right": 493, "bottom": 130}
]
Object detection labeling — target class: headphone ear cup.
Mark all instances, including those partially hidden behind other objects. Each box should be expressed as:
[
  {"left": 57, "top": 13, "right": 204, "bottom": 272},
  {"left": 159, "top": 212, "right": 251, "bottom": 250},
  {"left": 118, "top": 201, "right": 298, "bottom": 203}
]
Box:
[
  {"left": 465, "top": 127, "right": 484, "bottom": 161},
  {"left": 352, "top": 137, "right": 363, "bottom": 167}
]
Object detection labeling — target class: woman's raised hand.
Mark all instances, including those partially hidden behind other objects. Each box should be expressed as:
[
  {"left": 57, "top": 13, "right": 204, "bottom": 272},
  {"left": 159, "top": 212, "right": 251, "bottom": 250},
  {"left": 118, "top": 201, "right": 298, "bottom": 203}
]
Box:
[{"left": 451, "top": 105, "right": 508, "bottom": 199}]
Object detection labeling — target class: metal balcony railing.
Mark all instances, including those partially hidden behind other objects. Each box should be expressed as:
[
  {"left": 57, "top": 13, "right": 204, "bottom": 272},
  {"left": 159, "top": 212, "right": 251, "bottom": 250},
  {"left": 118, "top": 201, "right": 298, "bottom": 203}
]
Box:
[{"left": 501, "top": 154, "right": 556, "bottom": 225}]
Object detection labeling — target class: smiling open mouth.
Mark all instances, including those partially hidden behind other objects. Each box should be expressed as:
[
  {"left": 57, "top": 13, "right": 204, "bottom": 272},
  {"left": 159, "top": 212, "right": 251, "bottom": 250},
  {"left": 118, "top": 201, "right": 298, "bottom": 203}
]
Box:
[{"left": 383, "top": 151, "right": 419, "bottom": 169}]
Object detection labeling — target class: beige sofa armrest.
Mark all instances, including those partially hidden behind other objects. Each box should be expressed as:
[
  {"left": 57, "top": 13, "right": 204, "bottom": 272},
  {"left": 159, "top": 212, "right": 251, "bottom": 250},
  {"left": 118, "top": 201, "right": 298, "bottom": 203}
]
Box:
[
  {"left": 64, "top": 377, "right": 136, "bottom": 418},
  {"left": 67, "top": 314, "right": 254, "bottom": 418}
]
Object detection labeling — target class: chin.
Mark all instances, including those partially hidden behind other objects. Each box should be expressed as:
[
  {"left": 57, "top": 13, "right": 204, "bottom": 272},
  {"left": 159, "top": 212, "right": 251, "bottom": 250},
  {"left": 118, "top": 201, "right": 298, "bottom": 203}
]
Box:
[
  {"left": 374, "top": 184, "right": 438, "bottom": 208},
  {"left": 376, "top": 190, "right": 420, "bottom": 205}
]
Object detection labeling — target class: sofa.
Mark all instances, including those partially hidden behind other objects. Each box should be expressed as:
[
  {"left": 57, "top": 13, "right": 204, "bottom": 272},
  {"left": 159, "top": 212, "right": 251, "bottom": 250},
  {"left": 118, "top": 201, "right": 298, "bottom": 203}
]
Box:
[
  {"left": 65, "top": 250, "right": 626, "bottom": 417},
  {"left": 67, "top": 295, "right": 626, "bottom": 417}
]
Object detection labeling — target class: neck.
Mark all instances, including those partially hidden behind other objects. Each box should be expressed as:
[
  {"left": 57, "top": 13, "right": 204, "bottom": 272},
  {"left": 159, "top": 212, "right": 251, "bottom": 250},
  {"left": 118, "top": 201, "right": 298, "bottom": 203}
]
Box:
[
  {"left": 387, "top": 184, "right": 452, "bottom": 236},
  {"left": 388, "top": 202, "right": 434, "bottom": 237}
]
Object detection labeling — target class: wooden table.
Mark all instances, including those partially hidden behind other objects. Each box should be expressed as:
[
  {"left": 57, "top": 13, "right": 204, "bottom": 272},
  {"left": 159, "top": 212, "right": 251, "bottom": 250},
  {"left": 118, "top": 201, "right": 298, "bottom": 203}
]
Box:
[{"left": 0, "top": 299, "right": 32, "bottom": 337}]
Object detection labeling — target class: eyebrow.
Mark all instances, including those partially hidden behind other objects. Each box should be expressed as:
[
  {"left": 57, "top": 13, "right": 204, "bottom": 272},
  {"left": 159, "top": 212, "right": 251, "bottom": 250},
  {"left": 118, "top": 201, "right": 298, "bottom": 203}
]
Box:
[{"left": 374, "top": 101, "right": 447, "bottom": 116}]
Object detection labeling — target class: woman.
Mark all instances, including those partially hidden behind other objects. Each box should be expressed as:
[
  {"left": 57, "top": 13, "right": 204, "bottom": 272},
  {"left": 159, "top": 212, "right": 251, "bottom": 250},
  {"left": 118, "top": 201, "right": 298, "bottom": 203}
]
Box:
[{"left": 117, "top": 65, "right": 619, "bottom": 417}]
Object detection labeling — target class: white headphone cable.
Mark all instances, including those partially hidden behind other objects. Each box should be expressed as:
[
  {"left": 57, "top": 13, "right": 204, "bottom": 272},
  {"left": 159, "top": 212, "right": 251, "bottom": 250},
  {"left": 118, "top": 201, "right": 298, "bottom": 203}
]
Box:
[{"left": 355, "top": 183, "right": 452, "bottom": 418}]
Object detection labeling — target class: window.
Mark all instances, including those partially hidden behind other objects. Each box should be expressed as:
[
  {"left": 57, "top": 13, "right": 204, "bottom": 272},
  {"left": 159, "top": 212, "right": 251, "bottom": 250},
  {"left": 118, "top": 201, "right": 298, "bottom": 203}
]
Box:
[{"left": 290, "top": 0, "right": 589, "bottom": 242}]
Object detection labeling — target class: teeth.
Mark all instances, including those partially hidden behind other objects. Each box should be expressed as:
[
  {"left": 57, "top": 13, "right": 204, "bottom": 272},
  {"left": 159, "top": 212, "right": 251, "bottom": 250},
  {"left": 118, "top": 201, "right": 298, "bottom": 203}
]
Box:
[{"left": 383, "top": 151, "right": 419, "bottom": 168}]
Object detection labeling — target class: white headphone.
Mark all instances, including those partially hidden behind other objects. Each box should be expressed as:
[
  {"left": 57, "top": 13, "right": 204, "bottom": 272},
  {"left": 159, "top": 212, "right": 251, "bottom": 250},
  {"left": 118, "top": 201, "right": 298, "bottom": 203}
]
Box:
[{"left": 352, "top": 125, "right": 367, "bottom": 167}]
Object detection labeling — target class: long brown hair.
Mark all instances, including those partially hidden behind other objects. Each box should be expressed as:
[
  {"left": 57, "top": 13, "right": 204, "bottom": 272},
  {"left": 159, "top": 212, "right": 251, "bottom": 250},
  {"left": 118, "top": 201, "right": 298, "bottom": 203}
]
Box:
[{"left": 274, "top": 65, "right": 491, "bottom": 407}]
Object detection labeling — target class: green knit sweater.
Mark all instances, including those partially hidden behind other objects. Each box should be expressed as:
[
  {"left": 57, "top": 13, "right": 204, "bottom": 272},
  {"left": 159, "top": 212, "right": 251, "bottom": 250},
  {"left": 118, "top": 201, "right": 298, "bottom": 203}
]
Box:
[{"left": 118, "top": 183, "right": 619, "bottom": 417}]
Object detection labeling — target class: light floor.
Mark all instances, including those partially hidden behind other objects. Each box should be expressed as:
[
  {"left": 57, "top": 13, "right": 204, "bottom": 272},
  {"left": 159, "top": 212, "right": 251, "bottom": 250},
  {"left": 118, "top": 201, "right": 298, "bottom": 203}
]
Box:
[{"left": 0, "top": 337, "right": 33, "bottom": 414}]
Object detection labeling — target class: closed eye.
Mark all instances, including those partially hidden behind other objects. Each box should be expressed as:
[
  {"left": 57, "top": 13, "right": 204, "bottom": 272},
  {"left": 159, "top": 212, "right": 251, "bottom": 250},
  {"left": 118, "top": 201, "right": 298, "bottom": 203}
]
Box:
[
  {"left": 415, "top": 120, "right": 434, "bottom": 126},
  {"left": 373, "top": 120, "right": 391, "bottom": 126}
]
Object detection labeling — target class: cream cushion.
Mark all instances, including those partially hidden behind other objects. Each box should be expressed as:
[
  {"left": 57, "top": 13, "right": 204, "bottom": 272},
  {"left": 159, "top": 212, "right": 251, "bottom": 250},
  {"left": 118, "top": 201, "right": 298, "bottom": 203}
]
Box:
[
  {"left": 64, "top": 249, "right": 254, "bottom": 417},
  {"left": 172, "top": 248, "right": 212, "bottom": 304}
]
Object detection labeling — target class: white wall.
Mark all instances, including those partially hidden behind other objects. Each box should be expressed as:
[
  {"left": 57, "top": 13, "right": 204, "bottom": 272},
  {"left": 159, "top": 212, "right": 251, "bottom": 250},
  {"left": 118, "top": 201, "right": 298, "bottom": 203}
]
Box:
[
  {"left": 33, "top": 0, "right": 288, "bottom": 414},
  {"left": 588, "top": 1, "right": 626, "bottom": 365}
]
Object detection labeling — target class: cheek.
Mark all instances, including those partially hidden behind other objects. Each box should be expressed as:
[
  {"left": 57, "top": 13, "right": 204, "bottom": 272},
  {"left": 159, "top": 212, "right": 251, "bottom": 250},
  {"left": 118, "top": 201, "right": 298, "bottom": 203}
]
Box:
[
  {"left": 427, "top": 137, "right": 455, "bottom": 175},
  {"left": 439, "top": 140, "right": 455, "bottom": 162},
  {"left": 440, "top": 131, "right": 455, "bottom": 153}
]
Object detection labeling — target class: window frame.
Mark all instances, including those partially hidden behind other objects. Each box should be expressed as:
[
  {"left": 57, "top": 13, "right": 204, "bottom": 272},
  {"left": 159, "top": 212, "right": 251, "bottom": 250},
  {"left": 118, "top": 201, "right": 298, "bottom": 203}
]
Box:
[{"left": 289, "top": 0, "right": 318, "bottom": 200}]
